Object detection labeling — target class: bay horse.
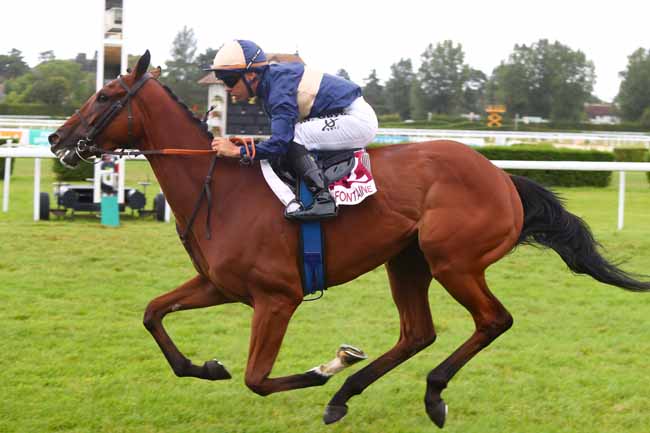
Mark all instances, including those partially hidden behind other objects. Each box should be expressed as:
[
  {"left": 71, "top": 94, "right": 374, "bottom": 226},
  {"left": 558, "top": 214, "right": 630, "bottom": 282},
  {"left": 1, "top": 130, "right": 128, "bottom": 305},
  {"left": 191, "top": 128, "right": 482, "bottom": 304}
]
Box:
[{"left": 49, "top": 51, "right": 650, "bottom": 428}]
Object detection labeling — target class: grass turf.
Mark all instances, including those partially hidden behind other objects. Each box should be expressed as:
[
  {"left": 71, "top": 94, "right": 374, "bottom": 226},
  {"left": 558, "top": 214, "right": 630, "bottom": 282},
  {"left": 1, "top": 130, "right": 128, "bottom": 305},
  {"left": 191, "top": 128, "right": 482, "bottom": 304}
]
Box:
[{"left": 1, "top": 158, "right": 649, "bottom": 433}]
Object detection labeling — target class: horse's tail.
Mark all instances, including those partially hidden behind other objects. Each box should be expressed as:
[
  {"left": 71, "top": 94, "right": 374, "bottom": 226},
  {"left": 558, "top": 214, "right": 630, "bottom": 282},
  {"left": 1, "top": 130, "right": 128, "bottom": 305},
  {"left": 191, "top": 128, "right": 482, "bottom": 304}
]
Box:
[{"left": 510, "top": 175, "right": 650, "bottom": 292}]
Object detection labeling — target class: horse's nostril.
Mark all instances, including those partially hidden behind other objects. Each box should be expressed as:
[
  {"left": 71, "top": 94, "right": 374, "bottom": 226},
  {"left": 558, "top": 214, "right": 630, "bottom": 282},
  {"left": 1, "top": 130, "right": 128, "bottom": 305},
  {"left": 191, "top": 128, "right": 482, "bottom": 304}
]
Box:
[{"left": 48, "top": 133, "right": 60, "bottom": 146}]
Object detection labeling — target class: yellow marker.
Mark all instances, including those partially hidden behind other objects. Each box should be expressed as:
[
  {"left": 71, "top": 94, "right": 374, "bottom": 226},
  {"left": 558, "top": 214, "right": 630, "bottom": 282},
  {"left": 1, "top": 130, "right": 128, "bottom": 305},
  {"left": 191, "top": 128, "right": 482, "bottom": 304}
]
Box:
[{"left": 485, "top": 105, "right": 506, "bottom": 128}]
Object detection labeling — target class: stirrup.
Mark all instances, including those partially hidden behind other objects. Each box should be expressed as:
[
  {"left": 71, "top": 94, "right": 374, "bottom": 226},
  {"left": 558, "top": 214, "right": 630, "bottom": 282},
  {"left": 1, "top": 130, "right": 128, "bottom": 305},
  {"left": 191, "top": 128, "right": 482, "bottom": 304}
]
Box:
[
  {"left": 284, "top": 194, "right": 337, "bottom": 221},
  {"left": 284, "top": 198, "right": 304, "bottom": 218}
]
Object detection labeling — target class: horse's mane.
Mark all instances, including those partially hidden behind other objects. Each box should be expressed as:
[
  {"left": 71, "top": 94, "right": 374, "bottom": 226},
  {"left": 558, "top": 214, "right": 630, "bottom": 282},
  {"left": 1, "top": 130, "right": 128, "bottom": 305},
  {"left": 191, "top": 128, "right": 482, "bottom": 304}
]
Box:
[{"left": 157, "top": 81, "right": 214, "bottom": 142}]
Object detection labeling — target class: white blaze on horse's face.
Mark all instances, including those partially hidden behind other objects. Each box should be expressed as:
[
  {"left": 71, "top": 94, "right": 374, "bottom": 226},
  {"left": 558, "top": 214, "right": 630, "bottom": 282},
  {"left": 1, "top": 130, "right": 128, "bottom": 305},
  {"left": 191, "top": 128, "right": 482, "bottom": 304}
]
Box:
[{"left": 310, "top": 344, "right": 368, "bottom": 377}]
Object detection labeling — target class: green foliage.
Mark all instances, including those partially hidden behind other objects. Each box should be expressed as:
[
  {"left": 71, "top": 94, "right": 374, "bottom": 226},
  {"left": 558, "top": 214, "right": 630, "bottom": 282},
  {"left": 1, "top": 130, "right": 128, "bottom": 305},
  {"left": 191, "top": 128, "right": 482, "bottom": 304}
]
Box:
[
  {"left": 384, "top": 58, "right": 414, "bottom": 119},
  {"left": 617, "top": 48, "right": 650, "bottom": 121},
  {"left": 418, "top": 40, "right": 466, "bottom": 115},
  {"left": 646, "top": 152, "right": 650, "bottom": 186},
  {"left": 335, "top": 68, "right": 351, "bottom": 80},
  {"left": 476, "top": 145, "right": 613, "bottom": 187},
  {"left": 377, "top": 113, "right": 401, "bottom": 123},
  {"left": 409, "top": 77, "right": 427, "bottom": 120},
  {"left": 640, "top": 106, "right": 650, "bottom": 129},
  {"left": 0, "top": 48, "right": 29, "bottom": 80},
  {"left": 613, "top": 147, "right": 648, "bottom": 162},
  {"left": 51, "top": 158, "right": 94, "bottom": 181},
  {"left": 488, "top": 39, "right": 595, "bottom": 122},
  {"left": 3, "top": 59, "right": 94, "bottom": 107},
  {"left": 160, "top": 26, "right": 205, "bottom": 111},
  {"left": 0, "top": 102, "right": 77, "bottom": 116},
  {"left": 362, "top": 69, "right": 386, "bottom": 114}
]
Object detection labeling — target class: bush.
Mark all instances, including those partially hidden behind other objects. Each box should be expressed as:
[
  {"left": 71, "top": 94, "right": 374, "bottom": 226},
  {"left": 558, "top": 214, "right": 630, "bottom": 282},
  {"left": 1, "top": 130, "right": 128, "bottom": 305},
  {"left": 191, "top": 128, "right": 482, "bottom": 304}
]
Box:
[
  {"left": 51, "top": 158, "right": 95, "bottom": 181},
  {"left": 0, "top": 103, "right": 77, "bottom": 117},
  {"left": 613, "top": 148, "right": 648, "bottom": 162},
  {"left": 640, "top": 107, "right": 650, "bottom": 130},
  {"left": 476, "top": 146, "right": 613, "bottom": 187},
  {"left": 377, "top": 113, "right": 401, "bottom": 123}
]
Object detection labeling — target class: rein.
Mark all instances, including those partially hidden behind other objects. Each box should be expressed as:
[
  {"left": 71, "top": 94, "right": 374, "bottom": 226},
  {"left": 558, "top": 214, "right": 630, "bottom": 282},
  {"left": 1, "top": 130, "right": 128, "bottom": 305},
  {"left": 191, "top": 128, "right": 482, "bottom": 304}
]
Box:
[{"left": 72, "top": 71, "right": 256, "bottom": 244}]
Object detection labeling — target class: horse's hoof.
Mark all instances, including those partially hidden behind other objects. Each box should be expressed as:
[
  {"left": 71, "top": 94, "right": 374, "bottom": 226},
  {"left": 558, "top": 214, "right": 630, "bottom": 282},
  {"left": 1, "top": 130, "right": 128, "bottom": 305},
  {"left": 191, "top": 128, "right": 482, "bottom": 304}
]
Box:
[
  {"left": 323, "top": 404, "right": 348, "bottom": 424},
  {"left": 425, "top": 398, "right": 447, "bottom": 428},
  {"left": 202, "top": 359, "right": 231, "bottom": 380},
  {"left": 337, "top": 344, "right": 368, "bottom": 366}
]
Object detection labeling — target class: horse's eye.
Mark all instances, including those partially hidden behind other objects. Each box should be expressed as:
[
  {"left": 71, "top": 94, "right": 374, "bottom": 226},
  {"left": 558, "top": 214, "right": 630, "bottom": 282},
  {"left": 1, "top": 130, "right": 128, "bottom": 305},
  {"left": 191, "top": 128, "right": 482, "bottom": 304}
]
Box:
[{"left": 97, "top": 93, "right": 109, "bottom": 103}]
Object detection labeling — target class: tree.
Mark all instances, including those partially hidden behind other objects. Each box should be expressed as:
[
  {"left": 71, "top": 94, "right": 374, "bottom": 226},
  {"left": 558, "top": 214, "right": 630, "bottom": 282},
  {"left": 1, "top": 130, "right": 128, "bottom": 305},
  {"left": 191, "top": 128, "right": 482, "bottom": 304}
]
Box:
[
  {"left": 488, "top": 40, "right": 595, "bottom": 121},
  {"left": 617, "top": 48, "right": 650, "bottom": 121},
  {"left": 196, "top": 47, "right": 219, "bottom": 70},
  {"left": 418, "top": 41, "right": 467, "bottom": 115},
  {"left": 336, "top": 69, "right": 351, "bottom": 80},
  {"left": 384, "top": 58, "right": 414, "bottom": 119},
  {"left": 362, "top": 69, "right": 386, "bottom": 114},
  {"left": 161, "top": 26, "right": 204, "bottom": 110},
  {"left": 409, "top": 77, "right": 427, "bottom": 120},
  {"left": 0, "top": 49, "right": 29, "bottom": 81},
  {"left": 461, "top": 67, "right": 487, "bottom": 114},
  {"left": 4, "top": 60, "right": 93, "bottom": 106},
  {"left": 39, "top": 50, "right": 55, "bottom": 63}
]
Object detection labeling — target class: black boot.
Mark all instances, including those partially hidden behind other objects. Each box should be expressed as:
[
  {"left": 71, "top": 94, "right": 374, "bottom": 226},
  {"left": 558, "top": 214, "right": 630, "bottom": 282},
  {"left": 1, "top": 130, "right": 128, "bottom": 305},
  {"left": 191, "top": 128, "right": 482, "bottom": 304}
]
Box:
[{"left": 284, "top": 144, "right": 337, "bottom": 221}]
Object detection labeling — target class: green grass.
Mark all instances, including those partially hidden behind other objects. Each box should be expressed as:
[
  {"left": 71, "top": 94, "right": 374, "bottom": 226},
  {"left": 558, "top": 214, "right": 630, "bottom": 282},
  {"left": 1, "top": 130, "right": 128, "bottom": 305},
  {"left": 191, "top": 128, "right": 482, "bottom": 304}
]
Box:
[{"left": 1, "top": 159, "right": 650, "bottom": 433}]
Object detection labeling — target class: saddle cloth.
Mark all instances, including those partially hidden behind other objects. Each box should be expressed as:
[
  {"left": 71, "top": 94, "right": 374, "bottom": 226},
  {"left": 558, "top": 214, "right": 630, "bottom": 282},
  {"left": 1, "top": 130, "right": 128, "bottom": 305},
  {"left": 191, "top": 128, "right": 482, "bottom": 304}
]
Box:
[{"left": 261, "top": 149, "right": 377, "bottom": 210}]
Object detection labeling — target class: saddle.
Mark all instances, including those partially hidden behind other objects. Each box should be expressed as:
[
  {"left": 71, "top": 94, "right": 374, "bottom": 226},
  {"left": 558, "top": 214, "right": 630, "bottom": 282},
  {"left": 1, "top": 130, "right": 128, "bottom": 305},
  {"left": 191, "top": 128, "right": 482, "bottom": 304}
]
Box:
[{"left": 270, "top": 149, "right": 359, "bottom": 195}]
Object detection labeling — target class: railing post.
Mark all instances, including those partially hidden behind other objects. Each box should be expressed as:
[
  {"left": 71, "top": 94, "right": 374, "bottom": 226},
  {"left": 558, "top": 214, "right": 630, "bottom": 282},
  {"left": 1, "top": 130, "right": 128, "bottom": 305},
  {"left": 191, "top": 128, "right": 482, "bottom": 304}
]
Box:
[
  {"left": 33, "top": 158, "right": 41, "bottom": 221},
  {"left": 3, "top": 157, "right": 11, "bottom": 212},
  {"left": 617, "top": 171, "right": 625, "bottom": 230}
]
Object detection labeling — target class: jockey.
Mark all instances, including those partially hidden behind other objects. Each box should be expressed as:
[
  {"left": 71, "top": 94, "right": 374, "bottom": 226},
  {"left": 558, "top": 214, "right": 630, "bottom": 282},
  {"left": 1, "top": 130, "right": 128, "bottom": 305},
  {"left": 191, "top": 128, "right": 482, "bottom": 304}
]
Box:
[{"left": 209, "top": 40, "right": 378, "bottom": 221}]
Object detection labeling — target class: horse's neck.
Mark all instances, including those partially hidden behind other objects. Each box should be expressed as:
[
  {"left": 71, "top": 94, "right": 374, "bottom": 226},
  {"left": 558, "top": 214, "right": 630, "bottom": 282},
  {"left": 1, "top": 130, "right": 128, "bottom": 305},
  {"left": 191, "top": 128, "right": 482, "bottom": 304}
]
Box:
[{"left": 140, "top": 94, "right": 220, "bottom": 224}]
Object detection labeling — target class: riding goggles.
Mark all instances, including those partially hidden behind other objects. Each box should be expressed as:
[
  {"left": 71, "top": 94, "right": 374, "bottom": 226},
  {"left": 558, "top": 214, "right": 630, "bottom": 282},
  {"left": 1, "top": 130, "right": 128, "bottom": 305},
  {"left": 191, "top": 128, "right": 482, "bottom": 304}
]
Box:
[{"left": 214, "top": 71, "right": 242, "bottom": 88}]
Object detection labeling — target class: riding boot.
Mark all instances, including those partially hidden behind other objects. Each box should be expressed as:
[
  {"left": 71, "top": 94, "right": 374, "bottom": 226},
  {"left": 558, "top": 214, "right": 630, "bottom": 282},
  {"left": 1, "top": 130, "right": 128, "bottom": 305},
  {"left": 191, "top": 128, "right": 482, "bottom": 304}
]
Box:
[{"left": 284, "top": 144, "right": 337, "bottom": 221}]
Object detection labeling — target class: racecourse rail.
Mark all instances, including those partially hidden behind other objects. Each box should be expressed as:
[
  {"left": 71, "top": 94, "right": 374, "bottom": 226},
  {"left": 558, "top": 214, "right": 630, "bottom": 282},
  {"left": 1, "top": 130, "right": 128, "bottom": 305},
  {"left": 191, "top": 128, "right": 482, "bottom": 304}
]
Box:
[{"left": 1, "top": 145, "right": 649, "bottom": 230}]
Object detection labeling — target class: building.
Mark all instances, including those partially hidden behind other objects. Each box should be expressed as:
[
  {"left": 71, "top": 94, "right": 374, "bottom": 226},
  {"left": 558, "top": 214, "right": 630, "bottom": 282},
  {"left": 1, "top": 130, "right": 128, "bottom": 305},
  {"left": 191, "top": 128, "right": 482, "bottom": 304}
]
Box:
[
  {"left": 198, "top": 53, "right": 303, "bottom": 137},
  {"left": 584, "top": 103, "right": 620, "bottom": 125}
]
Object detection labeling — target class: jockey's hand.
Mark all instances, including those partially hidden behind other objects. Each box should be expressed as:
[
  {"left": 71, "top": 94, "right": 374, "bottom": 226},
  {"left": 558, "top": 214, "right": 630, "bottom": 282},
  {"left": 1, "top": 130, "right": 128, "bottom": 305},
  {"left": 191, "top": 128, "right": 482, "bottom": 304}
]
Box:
[{"left": 211, "top": 137, "right": 241, "bottom": 158}]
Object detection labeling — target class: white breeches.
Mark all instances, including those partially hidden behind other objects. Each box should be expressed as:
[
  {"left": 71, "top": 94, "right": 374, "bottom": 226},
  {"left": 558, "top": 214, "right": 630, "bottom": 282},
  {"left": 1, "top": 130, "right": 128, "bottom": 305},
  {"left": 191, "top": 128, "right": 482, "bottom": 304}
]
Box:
[{"left": 293, "top": 97, "right": 378, "bottom": 151}]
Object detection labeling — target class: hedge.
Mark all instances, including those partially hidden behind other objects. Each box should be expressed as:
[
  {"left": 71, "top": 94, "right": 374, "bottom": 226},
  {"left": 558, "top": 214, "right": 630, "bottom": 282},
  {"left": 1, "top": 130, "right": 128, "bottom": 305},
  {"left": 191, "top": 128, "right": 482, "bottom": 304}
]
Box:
[
  {"left": 51, "top": 158, "right": 95, "bottom": 181},
  {"left": 613, "top": 148, "right": 648, "bottom": 162},
  {"left": 0, "top": 103, "right": 77, "bottom": 117},
  {"left": 475, "top": 146, "right": 613, "bottom": 187}
]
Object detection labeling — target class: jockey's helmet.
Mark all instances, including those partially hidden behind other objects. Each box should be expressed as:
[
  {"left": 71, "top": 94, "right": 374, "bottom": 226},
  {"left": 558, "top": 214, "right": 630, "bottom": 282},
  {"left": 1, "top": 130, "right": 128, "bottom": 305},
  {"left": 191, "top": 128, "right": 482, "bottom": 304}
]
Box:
[{"left": 207, "top": 40, "right": 268, "bottom": 88}]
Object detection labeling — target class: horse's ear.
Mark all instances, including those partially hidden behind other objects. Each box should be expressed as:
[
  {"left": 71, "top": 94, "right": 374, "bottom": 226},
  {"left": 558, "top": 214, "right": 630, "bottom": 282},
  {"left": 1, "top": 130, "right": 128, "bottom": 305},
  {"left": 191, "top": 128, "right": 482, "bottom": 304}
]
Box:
[
  {"left": 134, "top": 50, "right": 151, "bottom": 80},
  {"left": 151, "top": 66, "right": 162, "bottom": 80}
]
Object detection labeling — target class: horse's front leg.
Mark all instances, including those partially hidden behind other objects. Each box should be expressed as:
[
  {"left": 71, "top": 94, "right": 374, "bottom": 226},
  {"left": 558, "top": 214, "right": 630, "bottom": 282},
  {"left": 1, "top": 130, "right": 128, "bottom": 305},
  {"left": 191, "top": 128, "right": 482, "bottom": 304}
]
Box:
[
  {"left": 243, "top": 292, "right": 367, "bottom": 396},
  {"left": 143, "top": 274, "right": 232, "bottom": 380}
]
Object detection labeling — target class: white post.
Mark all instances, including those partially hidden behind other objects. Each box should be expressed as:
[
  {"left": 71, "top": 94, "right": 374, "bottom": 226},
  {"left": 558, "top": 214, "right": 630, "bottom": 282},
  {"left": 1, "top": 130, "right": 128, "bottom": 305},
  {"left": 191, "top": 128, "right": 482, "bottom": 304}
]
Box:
[
  {"left": 121, "top": 0, "right": 128, "bottom": 75},
  {"left": 164, "top": 199, "right": 171, "bottom": 223},
  {"left": 118, "top": 157, "right": 125, "bottom": 204},
  {"left": 96, "top": 0, "right": 105, "bottom": 92},
  {"left": 2, "top": 157, "right": 11, "bottom": 212},
  {"left": 617, "top": 171, "right": 625, "bottom": 231},
  {"left": 33, "top": 158, "right": 41, "bottom": 221}
]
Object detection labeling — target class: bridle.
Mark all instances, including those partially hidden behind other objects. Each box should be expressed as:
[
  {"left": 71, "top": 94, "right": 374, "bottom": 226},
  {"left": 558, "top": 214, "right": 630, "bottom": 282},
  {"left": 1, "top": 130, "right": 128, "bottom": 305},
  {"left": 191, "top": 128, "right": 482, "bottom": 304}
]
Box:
[
  {"left": 75, "top": 72, "right": 153, "bottom": 160},
  {"left": 74, "top": 72, "right": 229, "bottom": 160},
  {"left": 71, "top": 71, "right": 255, "bottom": 247}
]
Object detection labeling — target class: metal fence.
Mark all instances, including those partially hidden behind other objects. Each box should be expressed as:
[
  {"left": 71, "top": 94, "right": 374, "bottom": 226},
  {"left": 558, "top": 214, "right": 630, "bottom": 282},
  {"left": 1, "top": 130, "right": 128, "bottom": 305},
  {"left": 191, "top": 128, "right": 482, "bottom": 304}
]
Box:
[{"left": 1, "top": 145, "right": 649, "bottom": 229}]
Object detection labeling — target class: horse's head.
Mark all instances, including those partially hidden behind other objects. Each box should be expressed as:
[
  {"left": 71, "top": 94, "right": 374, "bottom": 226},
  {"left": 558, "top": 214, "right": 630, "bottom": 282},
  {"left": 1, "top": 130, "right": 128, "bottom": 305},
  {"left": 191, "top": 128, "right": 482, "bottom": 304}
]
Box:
[{"left": 49, "top": 51, "right": 155, "bottom": 168}]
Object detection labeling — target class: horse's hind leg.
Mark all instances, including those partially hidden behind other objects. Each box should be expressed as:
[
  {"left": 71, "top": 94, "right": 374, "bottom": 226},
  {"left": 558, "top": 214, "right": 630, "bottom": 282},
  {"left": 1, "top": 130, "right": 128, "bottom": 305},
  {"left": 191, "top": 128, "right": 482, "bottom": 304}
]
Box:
[
  {"left": 143, "top": 274, "right": 232, "bottom": 381},
  {"left": 323, "top": 242, "right": 436, "bottom": 424},
  {"left": 424, "top": 270, "right": 513, "bottom": 428}
]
